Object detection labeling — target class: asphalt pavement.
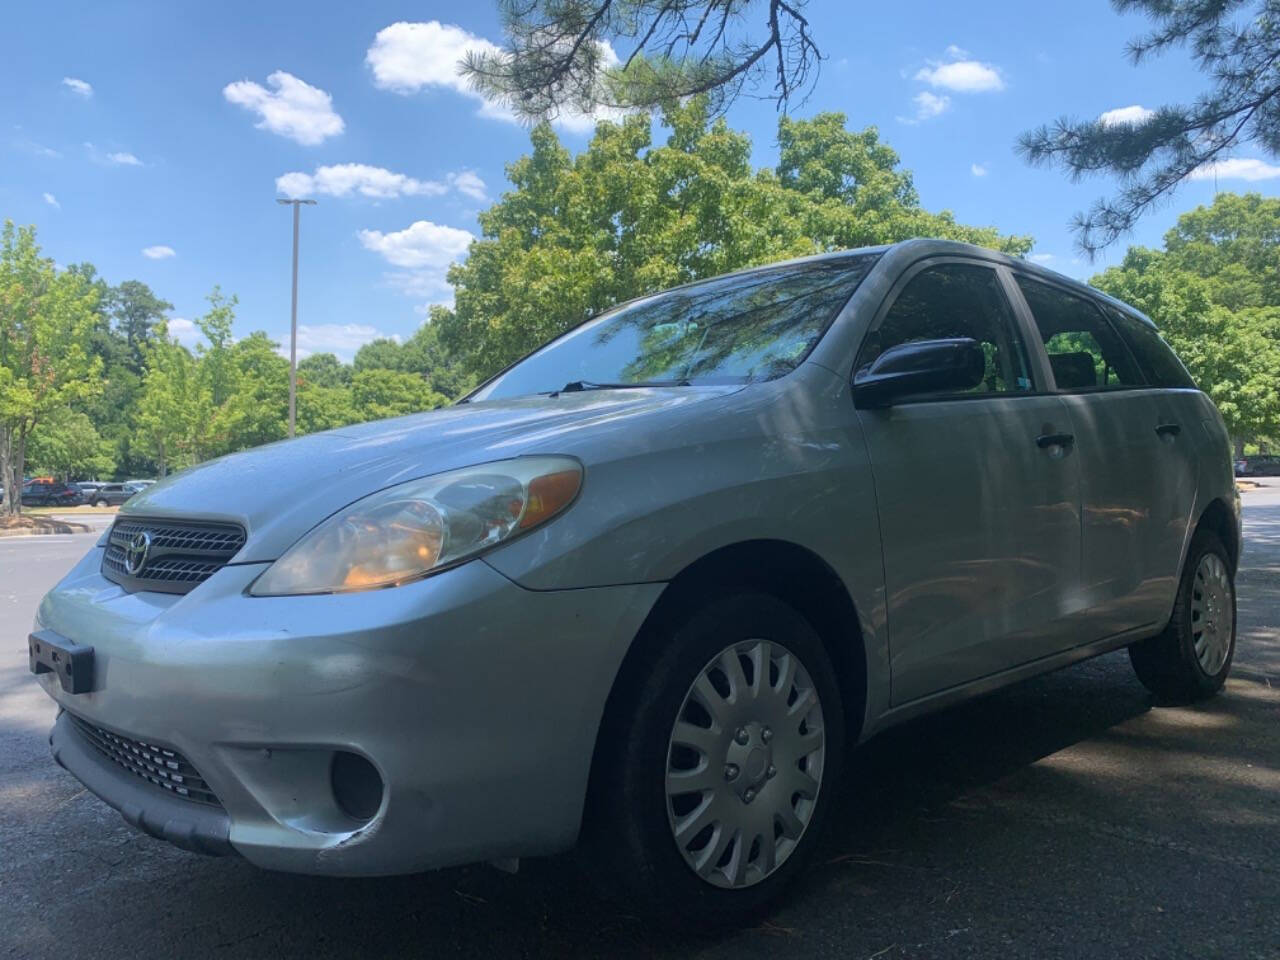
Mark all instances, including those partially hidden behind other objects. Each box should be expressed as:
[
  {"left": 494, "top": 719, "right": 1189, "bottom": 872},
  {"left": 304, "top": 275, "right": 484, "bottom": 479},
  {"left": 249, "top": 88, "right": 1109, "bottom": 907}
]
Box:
[{"left": 2, "top": 488, "right": 1278, "bottom": 959}]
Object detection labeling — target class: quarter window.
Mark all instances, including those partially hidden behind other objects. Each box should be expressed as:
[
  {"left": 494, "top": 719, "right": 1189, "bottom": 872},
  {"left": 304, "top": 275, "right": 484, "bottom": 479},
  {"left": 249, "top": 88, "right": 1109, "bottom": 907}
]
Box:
[
  {"left": 1102, "top": 305, "right": 1197, "bottom": 389},
  {"left": 1015, "top": 277, "right": 1145, "bottom": 391},
  {"left": 857, "top": 263, "right": 1033, "bottom": 396}
]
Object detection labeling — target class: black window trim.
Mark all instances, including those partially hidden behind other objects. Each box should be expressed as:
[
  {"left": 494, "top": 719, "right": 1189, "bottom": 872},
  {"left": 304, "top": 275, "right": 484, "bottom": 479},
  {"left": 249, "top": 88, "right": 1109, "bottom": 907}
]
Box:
[
  {"left": 1007, "top": 270, "right": 1156, "bottom": 396},
  {"left": 851, "top": 256, "right": 1049, "bottom": 407}
]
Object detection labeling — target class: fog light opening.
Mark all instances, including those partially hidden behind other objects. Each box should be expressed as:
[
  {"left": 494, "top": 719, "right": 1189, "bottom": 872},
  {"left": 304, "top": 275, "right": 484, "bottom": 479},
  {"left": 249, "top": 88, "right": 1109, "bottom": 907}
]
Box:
[{"left": 331, "top": 751, "right": 383, "bottom": 822}]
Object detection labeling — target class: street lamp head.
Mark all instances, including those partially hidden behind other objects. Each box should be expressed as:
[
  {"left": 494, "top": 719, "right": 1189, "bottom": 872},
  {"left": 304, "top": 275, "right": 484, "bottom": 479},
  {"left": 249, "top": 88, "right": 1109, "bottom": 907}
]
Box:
[{"left": 276, "top": 198, "right": 318, "bottom": 205}]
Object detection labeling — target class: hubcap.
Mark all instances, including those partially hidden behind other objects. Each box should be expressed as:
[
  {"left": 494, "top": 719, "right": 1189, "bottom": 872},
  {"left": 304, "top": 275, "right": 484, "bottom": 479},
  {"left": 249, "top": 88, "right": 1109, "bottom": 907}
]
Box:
[
  {"left": 1191, "top": 553, "right": 1233, "bottom": 676},
  {"left": 665, "top": 639, "right": 826, "bottom": 889}
]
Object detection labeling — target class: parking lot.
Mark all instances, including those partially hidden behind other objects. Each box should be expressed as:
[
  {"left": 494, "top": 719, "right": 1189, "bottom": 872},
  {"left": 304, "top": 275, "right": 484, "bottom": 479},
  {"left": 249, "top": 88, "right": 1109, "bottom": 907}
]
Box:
[{"left": 3, "top": 487, "right": 1278, "bottom": 960}]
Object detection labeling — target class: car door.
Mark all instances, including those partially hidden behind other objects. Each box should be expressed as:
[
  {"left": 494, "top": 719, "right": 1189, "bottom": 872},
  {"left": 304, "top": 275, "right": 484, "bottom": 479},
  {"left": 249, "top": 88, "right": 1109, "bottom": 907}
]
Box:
[
  {"left": 1010, "top": 276, "right": 1199, "bottom": 638},
  {"left": 855, "top": 260, "right": 1084, "bottom": 705}
]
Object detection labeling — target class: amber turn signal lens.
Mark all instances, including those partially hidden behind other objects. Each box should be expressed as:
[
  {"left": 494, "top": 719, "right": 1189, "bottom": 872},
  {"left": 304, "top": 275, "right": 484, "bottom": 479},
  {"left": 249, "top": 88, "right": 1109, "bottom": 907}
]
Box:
[{"left": 520, "top": 469, "right": 582, "bottom": 529}]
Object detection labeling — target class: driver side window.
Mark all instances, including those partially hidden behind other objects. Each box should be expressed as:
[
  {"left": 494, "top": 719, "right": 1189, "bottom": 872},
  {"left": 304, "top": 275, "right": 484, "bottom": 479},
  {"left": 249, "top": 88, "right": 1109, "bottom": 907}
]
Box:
[{"left": 856, "top": 263, "right": 1033, "bottom": 396}]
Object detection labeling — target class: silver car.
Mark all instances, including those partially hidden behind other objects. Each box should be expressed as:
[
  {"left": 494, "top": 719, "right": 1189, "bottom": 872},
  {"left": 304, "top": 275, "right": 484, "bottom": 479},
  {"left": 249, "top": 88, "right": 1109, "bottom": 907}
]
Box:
[{"left": 30, "top": 239, "right": 1239, "bottom": 922}]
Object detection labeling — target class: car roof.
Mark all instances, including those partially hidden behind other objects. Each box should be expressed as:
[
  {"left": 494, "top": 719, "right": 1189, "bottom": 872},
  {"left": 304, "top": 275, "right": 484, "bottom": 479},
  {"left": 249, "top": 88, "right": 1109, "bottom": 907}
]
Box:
[{"left": 708, "top": 238, "right": 1158, "bottom": 330}]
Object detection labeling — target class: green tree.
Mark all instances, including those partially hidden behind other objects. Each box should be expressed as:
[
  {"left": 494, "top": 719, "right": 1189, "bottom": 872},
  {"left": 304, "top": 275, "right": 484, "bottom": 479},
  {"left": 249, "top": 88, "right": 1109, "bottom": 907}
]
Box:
[
  {"left": 352, "top": 369, "right": 448, "bottom": 421},
  {"left": 435, "top": 99, "right": 1030, "bottom": 379},
  {"left": 221, "top": 332, "right": 289, "bottom": 453},
  {"left": 463, "top": 0, "right": 820, "bottom": 122},
  {"left": 297, "top": 352, "right": 351, "bottom": 389},
  {"left": 0, "top": 221, "right": 102, "bottom": 517},
  {"left": 296, "top": 383, "right": 359, "bottom": 434},
  {"left": 106, "top": 280, "right": 172, "bottom": 372},
  {"left": 26, "top": 408, "right": 115, "bottom": 481},
  {"left": 1159, "top": 192, "right": 1280, "bottom": 311},
  {"left": 137, "top": 324, "right": 208, "bottom": 476},
  {"left": 353, "top": 338, "right": 406, "bottom": 372},
  {"left": 1020, "top": 0, "right": 1280, "bottom": 253}
]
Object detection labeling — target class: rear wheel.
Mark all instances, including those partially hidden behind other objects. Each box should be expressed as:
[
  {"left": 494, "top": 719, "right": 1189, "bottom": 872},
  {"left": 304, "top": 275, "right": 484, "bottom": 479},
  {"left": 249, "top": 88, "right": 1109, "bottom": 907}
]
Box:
[
  {"left": 586, "top": 593, "right": 844, "bottom": 924},
  {"left": 94, "top": 498, "right": 108, "bottom": 507},
  {"left": 1129, "top": 530, "right": 1236, "bottom": 702}
]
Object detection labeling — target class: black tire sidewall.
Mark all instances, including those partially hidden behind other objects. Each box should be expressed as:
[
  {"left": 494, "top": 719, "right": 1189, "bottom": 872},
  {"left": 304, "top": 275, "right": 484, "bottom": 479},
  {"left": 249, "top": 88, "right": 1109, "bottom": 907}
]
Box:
[
  {"left": 1174, "top": 532, "right": 1237, "bottom": 689},
  {"left": 598, "top": 592, "right": 845, "bottom": 922}
]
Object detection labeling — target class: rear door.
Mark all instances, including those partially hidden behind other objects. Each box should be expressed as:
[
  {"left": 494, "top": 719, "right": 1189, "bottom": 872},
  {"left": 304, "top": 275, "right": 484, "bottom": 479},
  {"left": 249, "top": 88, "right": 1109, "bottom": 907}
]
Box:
[
  {"left": 855, "top": 259, "right": 1084, "bottom": 705},
  {"left": 1011, "top": 276, "right": 1199, "bottom": 637}
]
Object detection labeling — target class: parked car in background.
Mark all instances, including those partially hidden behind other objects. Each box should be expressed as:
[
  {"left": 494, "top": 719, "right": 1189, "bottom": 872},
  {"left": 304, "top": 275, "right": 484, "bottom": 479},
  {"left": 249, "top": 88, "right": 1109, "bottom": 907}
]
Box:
[
  {"left": 74, "top": 482, "right": 103, "bottom": 498},
  {"left": 1235, "top": 455, "right": 1280, "bottom": 476},
  {"left": 21, "top": 481, "right": 83, "bottom": 507},
  {"left": 85, "top": 483, "right": 134, "bottom": 507},
  {"left": 29, "top": 239, "right": 1239, "bottom": 922},
  {"left": 124, "top": 479, "right": 156, "bottom": 494}
]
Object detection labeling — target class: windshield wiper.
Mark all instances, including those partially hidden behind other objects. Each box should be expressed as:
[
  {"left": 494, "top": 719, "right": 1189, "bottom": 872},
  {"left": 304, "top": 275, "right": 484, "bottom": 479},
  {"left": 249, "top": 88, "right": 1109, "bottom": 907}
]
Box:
[{"left": 550, "top": 378, "right": 691, "bottom": 396}]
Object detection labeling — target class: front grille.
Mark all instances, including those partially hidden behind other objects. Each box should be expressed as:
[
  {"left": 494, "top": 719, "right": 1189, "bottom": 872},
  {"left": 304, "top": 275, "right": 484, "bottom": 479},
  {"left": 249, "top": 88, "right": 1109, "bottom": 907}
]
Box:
[
  {"left": 67, "top": 713, "right": 222, "bottom": 807},
  {"left": 102, "top": 516, "right": 246, "bottom": 594}
]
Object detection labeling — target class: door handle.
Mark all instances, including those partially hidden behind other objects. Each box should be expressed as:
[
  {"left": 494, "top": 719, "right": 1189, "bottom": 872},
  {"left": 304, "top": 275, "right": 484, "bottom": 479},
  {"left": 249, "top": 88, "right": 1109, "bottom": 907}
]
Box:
[
  {"left": 1156, "top": 423, "right": 1181, "bottom": 438},
  {"left": 1036, "top": 432, "right": 1075, "bottom": 449}
]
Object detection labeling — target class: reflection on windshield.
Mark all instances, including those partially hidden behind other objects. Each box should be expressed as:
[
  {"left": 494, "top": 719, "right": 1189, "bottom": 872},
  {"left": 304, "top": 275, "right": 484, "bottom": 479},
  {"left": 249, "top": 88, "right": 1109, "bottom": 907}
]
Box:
[{"left": 471, "top": 252, "right": 882, "bottom": 401}]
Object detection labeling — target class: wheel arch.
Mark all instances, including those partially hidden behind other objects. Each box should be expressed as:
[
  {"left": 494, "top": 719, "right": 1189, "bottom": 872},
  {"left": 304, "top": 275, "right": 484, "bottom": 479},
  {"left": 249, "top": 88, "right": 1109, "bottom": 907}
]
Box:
[
  {"left": 1195, "top": 497, "right": 1240, "bottom": 574},
  {"left": 582, "top": 538, "right": 869, "bottom": 828}
]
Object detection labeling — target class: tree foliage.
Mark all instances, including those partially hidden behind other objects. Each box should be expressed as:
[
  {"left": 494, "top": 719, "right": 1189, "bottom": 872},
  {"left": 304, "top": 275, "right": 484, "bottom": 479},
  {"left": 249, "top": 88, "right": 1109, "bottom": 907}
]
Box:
[
  {"left": 1091, "top": 193, "right": 1280, "bottom": 448},
  {"left": 0, "top": 221, "right": 102, "bottom": 516},
  {"left": 463, "top": 0, "right": 821, "bottom": 123},
  {"left": 435, "top": 99, "right": 1031, "bottom": 378},
  {"left": 27, "top": 408, "right": 115, "bottom": 480},
  {"left": 1020, "top": 0, "right": 1280, "bottom": 254}
]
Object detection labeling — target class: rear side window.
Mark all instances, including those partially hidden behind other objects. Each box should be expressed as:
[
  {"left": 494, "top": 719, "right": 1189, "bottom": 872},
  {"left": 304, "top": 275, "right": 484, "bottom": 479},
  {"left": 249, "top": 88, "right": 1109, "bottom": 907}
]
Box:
[
  {"left": 858, "top": 263, "right": 1033, "bottom": 395},
  {"left": 1102, "top": 305, "right": 1197, "bottom": 389},
  {"left": 1015, "top": 277, "right": 1144, "bottom": 391}
]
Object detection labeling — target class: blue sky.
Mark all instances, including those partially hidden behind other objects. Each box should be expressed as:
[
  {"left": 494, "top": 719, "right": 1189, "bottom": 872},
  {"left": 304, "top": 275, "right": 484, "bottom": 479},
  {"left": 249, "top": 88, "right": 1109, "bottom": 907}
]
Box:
[{"left": 4, "top": 0, "right": 1278, "bottom": 360}]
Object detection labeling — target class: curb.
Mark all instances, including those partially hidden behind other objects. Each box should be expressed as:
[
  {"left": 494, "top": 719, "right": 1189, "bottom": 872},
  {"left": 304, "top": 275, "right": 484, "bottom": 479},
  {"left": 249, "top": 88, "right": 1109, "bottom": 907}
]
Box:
[{"left": 0, "top": 519, "right": 92, "bottom": 538}]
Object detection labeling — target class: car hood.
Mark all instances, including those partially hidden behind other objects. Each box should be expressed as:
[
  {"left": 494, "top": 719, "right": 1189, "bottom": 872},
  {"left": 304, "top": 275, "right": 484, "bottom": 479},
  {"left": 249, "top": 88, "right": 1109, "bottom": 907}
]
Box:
[{"left": 122, "top": 386, "right": 741, "bottom": 563}]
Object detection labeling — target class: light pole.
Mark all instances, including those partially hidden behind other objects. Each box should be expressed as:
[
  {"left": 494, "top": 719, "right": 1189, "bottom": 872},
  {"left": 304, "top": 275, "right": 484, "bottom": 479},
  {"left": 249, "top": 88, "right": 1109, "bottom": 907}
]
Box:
[{"left": 276, "top": 197, "right": 316, "bottom": 438}]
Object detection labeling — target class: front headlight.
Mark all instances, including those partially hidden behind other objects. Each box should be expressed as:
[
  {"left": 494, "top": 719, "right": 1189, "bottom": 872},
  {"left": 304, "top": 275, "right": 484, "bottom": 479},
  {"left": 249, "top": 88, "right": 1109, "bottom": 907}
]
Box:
[{"left": 249, "top": 456, "right": 582, "bottom": 596}]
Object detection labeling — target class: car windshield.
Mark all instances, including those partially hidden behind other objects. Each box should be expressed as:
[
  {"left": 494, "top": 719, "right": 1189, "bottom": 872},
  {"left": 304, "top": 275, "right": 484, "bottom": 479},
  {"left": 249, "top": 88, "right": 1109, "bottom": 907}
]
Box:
[{"left": 470, "top": 253, "right": 882, "bottom": 402}]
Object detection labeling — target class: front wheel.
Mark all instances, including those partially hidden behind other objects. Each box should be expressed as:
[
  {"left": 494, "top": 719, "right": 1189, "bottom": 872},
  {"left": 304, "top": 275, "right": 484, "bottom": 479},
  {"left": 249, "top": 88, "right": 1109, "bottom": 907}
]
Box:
[
  {"left": 586, "top": 593, "right": 844, "bottom": 924},
  {"left": 1129, "top": 531, "right": 1236, "bottom": 702}
]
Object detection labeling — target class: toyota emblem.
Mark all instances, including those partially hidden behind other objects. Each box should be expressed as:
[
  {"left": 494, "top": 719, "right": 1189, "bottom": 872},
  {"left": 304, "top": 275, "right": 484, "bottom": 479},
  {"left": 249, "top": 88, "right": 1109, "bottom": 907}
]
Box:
[{"left": 124, "top": 530, "right": 152, "bottom": 575}]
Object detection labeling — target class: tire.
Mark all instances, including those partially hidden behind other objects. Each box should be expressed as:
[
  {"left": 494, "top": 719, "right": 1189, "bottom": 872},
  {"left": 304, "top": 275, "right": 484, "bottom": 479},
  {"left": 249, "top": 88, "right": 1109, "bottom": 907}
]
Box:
[
  {"left": 95, "top": 499, "right": 107, "bottom": 508},
  {"left": 1129, "top": 530, "right": 1236, "bottom": 702},
  {"left": 585, "top": 592, "right": 845, "bottom": 925}
]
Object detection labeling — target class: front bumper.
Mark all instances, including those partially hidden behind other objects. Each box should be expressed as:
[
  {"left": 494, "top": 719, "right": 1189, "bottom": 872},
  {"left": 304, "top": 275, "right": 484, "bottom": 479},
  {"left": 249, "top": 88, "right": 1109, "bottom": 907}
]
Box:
[{"left": 34, "top": 546, "right": 662, "bottom": 875}]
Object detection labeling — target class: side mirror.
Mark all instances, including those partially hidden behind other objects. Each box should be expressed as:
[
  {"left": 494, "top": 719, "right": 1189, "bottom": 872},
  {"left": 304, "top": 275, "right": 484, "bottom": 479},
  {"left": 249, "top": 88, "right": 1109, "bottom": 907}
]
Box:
[{"left": 852, "top": 337, "right": 986, "bottom": 409}]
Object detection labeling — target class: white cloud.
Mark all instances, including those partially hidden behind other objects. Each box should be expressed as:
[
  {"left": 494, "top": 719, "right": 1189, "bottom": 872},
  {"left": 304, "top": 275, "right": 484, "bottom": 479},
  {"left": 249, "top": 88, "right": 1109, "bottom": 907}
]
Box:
[
  {"left": 223, "top": 71, "right": 344, "bottom": 146},
  {"left": 449, "top": 170, "right": 489, "bottom": 202},
  {"left": 19, "top": 140, "right": 62, "bottom": 159},
  {"left": 107, "top": 151, "right": 142, "bottom": 166},
  {"left": 898, "top": 91, "right": 950, "bottom": 124},
  {"left": 167, "top": 317, "right": 201, "bottom": 347},
  {"left": 42, "top": 192, "right": 59, "bottom": 209},
  {"left": 944, "top": 45, "right": 969, "bottom": 59},
  {"left": 1187, "top": 157, "right": 1280, "bottom": 182},
  {"left": 365, "top": 20, "right": 624, "bottom": 133},
  {"left": 62, "top": 77, "right": 92, "bottom": 97},
  {"left": 275, "top": 163, "right": 488, "bottom": 202},
  {"left": 970, "top": 163, "right": 988, "bottom": 177},
  {"left": 358, "top": 219, "right": 475, "bottom": 300},
  {"left": 1028, "top": 253, "right": 1055, "bottom": 263},
  {"left": 142, "top": 245, "right": 175, "bottom": 259},
  {"left": 285, "top": 323, "right": 400, "bottom": 362},
  {"left": 358, "top": 219, "right": 474, "bottom": 269},
  {"left": 915, "top": 58, "right": 1004, "bottom": 93},
  {"left": 1099, "top": 105, "right": 1154, "bottom": 127}
]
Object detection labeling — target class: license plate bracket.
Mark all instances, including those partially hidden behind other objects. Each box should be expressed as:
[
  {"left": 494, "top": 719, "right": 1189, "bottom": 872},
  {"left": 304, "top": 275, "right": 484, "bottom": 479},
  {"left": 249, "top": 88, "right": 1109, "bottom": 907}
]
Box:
[{"left": 29, "top": 630, "right": 94, "bottom": 694}]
